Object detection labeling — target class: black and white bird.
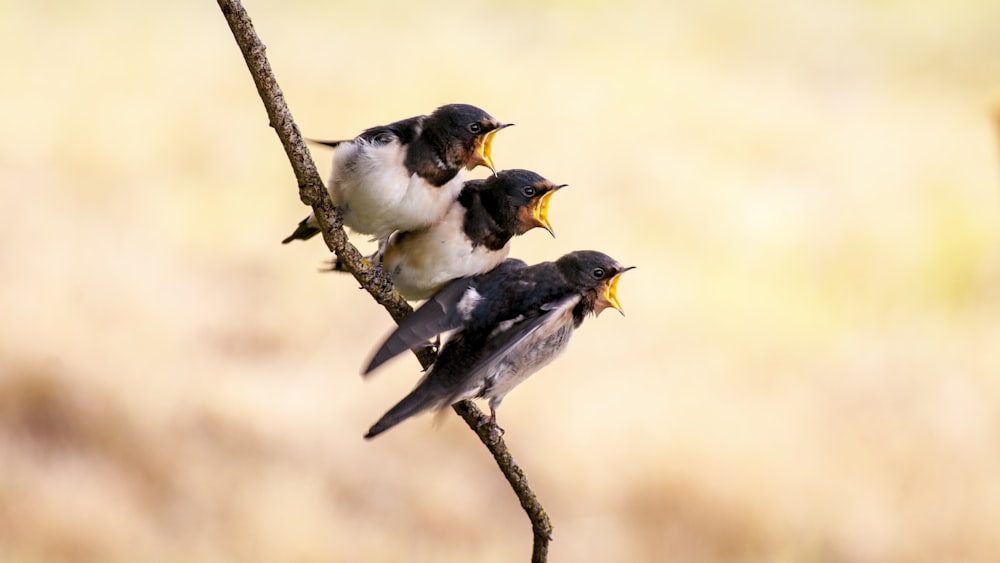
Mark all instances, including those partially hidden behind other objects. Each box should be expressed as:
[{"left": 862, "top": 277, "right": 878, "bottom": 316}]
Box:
[
  {"left": 382, "top": 168, "right": 565, "bottom": 301},
  {"left": 362, "top": 251, "right": 633, "bottom": 439},
  {"left": 282, "top": 103, "right": 511, "bottom": 244}
]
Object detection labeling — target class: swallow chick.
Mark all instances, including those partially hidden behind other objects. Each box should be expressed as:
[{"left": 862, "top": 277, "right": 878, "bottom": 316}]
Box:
[
  {"left": 382, "top": 168, "right": 566, "bottom": 301},
  {"left": 282, "top": 103, "right": 512, "bottom": 245},
  {"left": 362, "top": 250, "right": 634, "bottom": 439}
]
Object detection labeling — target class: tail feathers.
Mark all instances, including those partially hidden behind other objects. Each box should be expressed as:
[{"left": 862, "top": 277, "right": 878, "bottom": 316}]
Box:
[
  {"left": 282, "top": 216, "right": 321, "bottom": 244},
  {"left": 306, "top": 138, "right": 348, "bottom": 149},
  {"left": 363, "top": 277, "right": 472, "bottom": 375},
  {"left": 364, "top": 385, "right": 443, "bottom": 439}
]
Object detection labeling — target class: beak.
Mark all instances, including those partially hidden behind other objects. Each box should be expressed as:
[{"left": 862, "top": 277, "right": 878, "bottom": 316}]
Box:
[
  {"left": 595, "top": 266, "right": 635, "bottom": 316},
  {"left": 471, "top": 122, "right": 514, "bottom": 175},
  {"left": 532, "top": 184, "right": 566, "bottom": 237}
]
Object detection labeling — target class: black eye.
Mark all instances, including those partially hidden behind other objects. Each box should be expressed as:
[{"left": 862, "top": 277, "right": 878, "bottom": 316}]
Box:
[
  {"left": 521, "top": 186, "right": 536, "bottom": 197},
  {"left": 469, "top": 122, "right": 482, "bottom": 134},
  {"left": 592, "top": 268, "right": 605, "bottom": 279}
]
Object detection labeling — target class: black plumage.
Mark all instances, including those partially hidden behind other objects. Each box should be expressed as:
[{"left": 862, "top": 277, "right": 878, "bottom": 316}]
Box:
[
  {"left": 282, "top": 103, "right": 511, "bottom": 244},
  {"left": 382, "top": 169, "right": 565, "bottom": 300},
  {"left": 363, "top": 251, "right": 633, "bottom": 439}
]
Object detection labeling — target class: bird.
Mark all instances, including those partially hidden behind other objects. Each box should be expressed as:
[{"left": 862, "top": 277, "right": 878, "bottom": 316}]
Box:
[
  {"left": 281, "top": 103, "right": 511, "bottom": 245},
  {"left": 362, "top": 250, "right": 634, "bottom": 439},
  {"left": 382, "top": 168, "right": 566, "bottom": 301}
]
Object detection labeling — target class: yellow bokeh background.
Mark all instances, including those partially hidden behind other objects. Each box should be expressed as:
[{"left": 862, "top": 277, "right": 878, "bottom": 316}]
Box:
[{"left": 2, "top": 1, "right": 1000, "bottom": 561}]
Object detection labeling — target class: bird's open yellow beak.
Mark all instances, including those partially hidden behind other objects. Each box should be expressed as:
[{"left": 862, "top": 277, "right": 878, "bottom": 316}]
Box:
[
  {"left": 472, "top": 123, "right": 513, "bottom": 174},
  {"left": 532, "top": 184, "right": 566, "bottom": 237},
  {"left": 596, "top": 267, "right": 635, "bottom": 316}
]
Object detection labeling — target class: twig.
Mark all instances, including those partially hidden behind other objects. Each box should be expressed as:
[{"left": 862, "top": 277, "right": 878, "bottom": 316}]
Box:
[{"left": 215, "top": 1, "right": 552, "bottom": 560}]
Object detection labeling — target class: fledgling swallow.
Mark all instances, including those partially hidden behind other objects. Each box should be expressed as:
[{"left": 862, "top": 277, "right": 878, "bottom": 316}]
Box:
[
  {"left": 362, "top": 251, "right": 634, "bottom": 439},
  {"left": 382, "top": 168, "right": 566, "bottom": 301},
  {"left": 282, "top": 104, "right": 512, "bottom": 244}
]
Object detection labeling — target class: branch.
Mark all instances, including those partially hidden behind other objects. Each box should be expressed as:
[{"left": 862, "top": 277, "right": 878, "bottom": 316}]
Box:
[{"left": 216, "top": 1, "right": 552, "bottom": 560}]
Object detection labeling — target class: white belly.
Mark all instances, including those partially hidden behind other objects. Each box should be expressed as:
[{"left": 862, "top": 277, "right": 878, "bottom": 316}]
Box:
[
  {"left": 383, "top": 204, "right": 510, "bottom": 300},
  {"left": 481, "top": 305, "right": 577, "bottom": 404}
]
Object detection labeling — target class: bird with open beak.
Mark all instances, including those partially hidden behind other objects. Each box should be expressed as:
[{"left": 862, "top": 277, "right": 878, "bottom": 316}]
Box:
[
  {"left": 282, "top": 103, "right": 512, "bottom": 245},
  {"left": 362, "top": 250, "right": 634, "bottom": 439},
  {"left": 382, "top": 168, "right": 566, "bottom": 301}
]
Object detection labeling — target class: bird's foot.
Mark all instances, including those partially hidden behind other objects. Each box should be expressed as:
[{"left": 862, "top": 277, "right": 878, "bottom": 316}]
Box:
[
  {"left": 322, "top": 251, "right": 385, "bottom": 274},
  {"left": 478, "top": 410, "right": 505, "bottom": 443},
  {"left": 362, "top": 250, "right": 385, "bottom": 268}
]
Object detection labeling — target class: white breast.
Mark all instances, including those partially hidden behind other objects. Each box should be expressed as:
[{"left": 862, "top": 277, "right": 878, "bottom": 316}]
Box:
[
  {"left": 383, "top": 204, "right": 510, "bottom": 300},
  {"left": 327, "top": 141, "right": 463, "bottom": 239}
]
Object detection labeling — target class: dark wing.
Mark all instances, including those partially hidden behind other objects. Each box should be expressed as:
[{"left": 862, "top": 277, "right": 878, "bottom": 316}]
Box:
[
  {"left": 308, "top": 113, "right": 424, "bottom": 150},
  {"left": 362, "top": 276, "right": 473, "bottom": 376},
  {"left": 356, "top": 115, "right": 424, "bottom": 146},
  {"left": 362, "top": 258, "right": 530, "bottom": 376},
  {"left": 354, "top": 126, "right": 397, "bottom": 146},
  {"left": 308, "top": 123, "right": 406, "bottom": 148},
  {"left": 438, "top": 294, "right": 581, "bottom": 407}
]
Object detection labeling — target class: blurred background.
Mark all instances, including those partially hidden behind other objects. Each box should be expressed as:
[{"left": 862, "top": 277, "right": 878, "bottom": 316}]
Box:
[{"left": 2, "top": 0, "right": 1000, "bottom": 561}]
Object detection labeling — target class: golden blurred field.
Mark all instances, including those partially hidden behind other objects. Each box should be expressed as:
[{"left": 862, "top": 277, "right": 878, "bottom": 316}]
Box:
[{"left": 2, "top": 1, "right": 1000, "bottom": 561}]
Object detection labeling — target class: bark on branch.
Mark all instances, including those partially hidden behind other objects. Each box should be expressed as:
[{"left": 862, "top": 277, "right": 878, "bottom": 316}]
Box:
[{"left": 216, "top": 1, "right": 552, "bottom": 560}]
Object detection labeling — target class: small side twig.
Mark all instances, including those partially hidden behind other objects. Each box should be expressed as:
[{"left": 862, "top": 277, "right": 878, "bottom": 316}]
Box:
[{"left": 215, "top": 2, "right": 552, "bottom": 560}]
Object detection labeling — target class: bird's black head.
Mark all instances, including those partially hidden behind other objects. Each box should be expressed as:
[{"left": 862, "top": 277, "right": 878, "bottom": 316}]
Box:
[
  {"left": 477, "top": 169, "right": 566, "bottom": 237},
  {"left": 555, "top": 250, "right": 634, "bottom": 316},
  {"left": 423, "top": 104, "right": 512, "bottom": 173}
]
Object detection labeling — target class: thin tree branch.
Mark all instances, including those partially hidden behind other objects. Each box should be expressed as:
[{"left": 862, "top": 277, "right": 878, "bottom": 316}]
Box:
[{"left": 215, "top": 1, "right": 552, "bottom": 560}]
